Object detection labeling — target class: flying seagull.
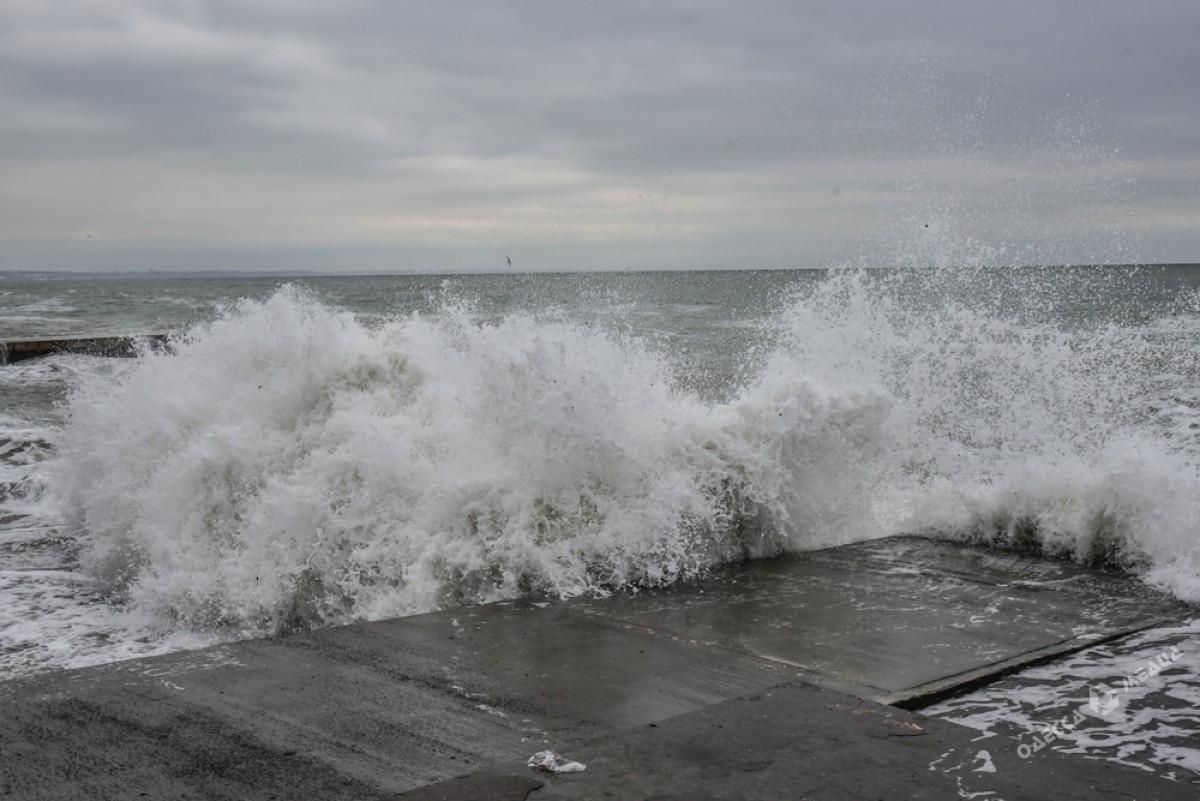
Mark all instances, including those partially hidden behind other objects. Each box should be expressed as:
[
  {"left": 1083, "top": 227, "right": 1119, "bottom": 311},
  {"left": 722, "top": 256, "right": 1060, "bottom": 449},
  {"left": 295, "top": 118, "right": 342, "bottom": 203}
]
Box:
[{"left": 506, "top": 255, "right": 512, "bottom": 269}]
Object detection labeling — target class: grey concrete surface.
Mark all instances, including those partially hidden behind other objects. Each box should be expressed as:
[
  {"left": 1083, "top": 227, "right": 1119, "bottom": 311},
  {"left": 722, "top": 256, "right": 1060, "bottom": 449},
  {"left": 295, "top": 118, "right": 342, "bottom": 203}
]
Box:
[
  {"left": 402, "top": 683, "right": 1196, "bottom": 801},
  {"left": 568, "top": 536, "right": 1189, "bottom": 704},
  {"left": 0, "top": 536, "right": 1189, "bottom": 800},
  {"left": 0, "top": 606, "right": 790, "bottom": 800}
]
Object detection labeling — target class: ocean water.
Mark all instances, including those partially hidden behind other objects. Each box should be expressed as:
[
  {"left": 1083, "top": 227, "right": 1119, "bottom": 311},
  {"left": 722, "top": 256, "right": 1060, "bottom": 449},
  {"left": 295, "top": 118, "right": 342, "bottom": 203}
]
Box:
[
  {"left": 928, "top": 617, "right": 1200, "bottom": 781},
  {"left": 2, "top": 266, "right": 1199, "bottom": 687}
]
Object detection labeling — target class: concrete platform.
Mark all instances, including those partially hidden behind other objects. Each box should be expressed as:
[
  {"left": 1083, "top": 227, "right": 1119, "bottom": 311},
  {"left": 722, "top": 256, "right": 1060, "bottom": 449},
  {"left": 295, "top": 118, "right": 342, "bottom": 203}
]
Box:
[
  {"left": 0, "top": 536, "right": 1190, "bottom": 800},
  {"left": 0, "top": 334, "right": 169, "bottom": 364},
  {"left": 567, "top": 536, "right": 1187, "bottom": 706},
  {"left": 402, "top": 683, "right": 1196, "bottom": 801}
]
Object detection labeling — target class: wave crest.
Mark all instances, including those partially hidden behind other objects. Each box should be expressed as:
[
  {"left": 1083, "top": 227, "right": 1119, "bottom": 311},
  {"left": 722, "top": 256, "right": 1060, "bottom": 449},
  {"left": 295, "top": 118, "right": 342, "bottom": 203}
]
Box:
[
  {"left": 53, "top": 269, "right": 1200, "bottom": 637},
  {"left": 55, "top": 287, "right": 893, "bottom": 633}
]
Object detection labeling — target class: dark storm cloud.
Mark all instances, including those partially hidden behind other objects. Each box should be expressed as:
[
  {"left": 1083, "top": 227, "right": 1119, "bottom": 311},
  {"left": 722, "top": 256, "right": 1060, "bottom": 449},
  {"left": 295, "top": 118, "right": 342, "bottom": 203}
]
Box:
[{"left": 1, "top": 0, "right": 1198, "bottom": 271}]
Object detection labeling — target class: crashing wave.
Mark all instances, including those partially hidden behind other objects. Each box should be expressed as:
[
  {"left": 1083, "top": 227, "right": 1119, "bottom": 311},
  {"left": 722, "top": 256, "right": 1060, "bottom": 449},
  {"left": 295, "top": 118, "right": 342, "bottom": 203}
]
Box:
[{"left": 52, "top": 269, "right": 1200, "bottom": 637}]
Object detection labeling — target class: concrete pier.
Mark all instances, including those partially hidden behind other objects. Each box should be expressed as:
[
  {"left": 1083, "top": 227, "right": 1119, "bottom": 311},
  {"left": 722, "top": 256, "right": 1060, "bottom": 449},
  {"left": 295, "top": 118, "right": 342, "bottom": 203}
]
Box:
[
  {"left": 0, "top": 334, "right": 169, "bottom": 364},
  {"left": 0, "top": 536, "right": 1193, "bottom": 800}
]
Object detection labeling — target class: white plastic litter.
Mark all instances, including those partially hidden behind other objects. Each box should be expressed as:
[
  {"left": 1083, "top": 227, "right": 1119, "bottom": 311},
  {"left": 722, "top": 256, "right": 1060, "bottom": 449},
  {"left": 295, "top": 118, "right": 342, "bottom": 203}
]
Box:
[{"left": 527, "top": 750, "right": 587, "bottom": 773}]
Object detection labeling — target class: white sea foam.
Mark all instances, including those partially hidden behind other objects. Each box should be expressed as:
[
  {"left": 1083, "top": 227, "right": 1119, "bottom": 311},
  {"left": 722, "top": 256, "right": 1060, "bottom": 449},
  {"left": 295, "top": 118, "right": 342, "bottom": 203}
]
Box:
[
  {"left": 51, "top": 288, "right": 863, "bottom": 635},
  {"left": 764, "top": 268, "right": 1200, "bottom": 601},
  {"left": 929, "top": 617, "right": 1200, "bottom": 781},
  {"left": 42, "top": 269, "right": 1200, "bottom": 646}
]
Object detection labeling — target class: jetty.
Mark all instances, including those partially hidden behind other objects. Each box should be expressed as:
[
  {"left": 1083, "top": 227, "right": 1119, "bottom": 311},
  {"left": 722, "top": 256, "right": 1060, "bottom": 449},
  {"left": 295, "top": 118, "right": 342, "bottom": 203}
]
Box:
[
  {"left": 0, "top": 536, "right": 1193, "bottom": 800},
  {"left": 0, "top": 334, "right": 170, "bottom": 365}
]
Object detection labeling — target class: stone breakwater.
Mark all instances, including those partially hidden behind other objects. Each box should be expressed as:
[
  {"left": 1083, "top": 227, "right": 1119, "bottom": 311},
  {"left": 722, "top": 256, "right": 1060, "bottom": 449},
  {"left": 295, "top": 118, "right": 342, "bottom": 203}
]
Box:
[{"left": 0, "top": 334, "right": 170, "bottom": 365}]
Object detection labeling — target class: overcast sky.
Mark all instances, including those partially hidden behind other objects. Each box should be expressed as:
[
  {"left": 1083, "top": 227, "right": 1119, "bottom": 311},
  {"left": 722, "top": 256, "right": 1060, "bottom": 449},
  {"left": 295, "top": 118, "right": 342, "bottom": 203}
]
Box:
[{"left": 2, "top": 1, "right": 1198, "bottom": 273}]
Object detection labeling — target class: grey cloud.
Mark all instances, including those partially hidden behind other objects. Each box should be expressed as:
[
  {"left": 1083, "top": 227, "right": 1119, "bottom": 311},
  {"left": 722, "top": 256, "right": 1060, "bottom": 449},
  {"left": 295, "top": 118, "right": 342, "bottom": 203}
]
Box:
[{"left": 1, "top": 0, "right": 1198, "bottom": 271}]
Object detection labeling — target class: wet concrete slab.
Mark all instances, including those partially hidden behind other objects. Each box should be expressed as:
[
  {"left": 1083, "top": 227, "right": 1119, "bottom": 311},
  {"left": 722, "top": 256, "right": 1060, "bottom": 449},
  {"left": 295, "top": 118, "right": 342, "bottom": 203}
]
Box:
[
  {"left": 0, "top": 536, "right": 1190, "bottom": 800},
  {"left": 0, "top": 606, "right": 789, "bottom": 800},
  {"left": 569, "top": 536, "right": 1189, "bottom": 704},
  {"left": 403, "top": 683, "right": 1196, "bottom": 801}
]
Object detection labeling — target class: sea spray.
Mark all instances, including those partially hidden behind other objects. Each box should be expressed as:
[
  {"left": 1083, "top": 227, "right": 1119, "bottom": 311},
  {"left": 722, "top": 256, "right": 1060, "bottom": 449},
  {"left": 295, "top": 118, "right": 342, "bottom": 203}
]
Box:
[
  {"left": 50, "top": 268, "right": 1200, "bottom": 640},
  {"left": 765, "top": 266, "right": 1200, "bottom": 599},
  {"left": 53, "top": 286, "right": 894, "bottom": 634}
]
